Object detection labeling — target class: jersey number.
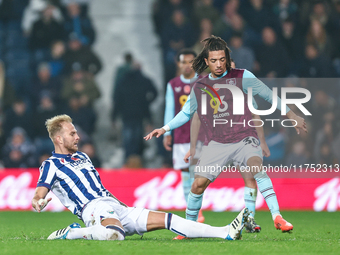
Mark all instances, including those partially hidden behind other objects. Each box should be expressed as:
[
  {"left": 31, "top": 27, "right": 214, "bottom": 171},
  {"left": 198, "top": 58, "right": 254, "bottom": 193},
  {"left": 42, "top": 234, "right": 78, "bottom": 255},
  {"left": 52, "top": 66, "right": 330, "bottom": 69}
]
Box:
[
  {"left": 179, "top": 95, "right": 188, "bottom": 108},
  {"left": 243, "top": 137, "right": 259, "bottom": 146}
]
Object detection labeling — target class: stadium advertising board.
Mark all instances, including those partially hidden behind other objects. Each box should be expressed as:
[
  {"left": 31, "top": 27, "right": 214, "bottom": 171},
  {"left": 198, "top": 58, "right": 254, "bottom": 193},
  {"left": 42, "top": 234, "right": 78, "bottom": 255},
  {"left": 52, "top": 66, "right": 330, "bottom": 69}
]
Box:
[{"left": 0, "top": 169, "right": 339, "bottom": 212}]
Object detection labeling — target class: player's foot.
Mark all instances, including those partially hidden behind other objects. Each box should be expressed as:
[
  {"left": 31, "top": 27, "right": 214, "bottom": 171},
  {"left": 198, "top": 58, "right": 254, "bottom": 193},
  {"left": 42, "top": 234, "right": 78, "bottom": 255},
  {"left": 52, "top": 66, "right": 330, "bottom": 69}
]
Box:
[
  {"left": 225, "top": 208, "right": 249, "bottom": 240},
  {"left": 47, "top": 222, "right": 81, "bottom": 240},
  {"left": 173, "top": 235, "right": 189, "bottom": 240},
  {"left": 274, "top": 215, "right": 293, "bottom": 232},
  {"left": 197, "top": 210, "right": 205, "bottom": 223},
  {"left": 245, "top": 216, "right": 261, "bottom": 233}
]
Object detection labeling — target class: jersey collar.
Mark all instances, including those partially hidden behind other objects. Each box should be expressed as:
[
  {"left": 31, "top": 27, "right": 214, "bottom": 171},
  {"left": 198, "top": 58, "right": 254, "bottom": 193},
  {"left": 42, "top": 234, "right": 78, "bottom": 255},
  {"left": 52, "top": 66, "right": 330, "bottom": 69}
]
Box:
[
  {"left": 208, "top": 70, "right": 228, "bottom": 80},
  {"left": 52, "top": 151, "right": 76, "bottom": 158},
  {"left": 180, "top": 73, "right": 199, "bottom": 84}
]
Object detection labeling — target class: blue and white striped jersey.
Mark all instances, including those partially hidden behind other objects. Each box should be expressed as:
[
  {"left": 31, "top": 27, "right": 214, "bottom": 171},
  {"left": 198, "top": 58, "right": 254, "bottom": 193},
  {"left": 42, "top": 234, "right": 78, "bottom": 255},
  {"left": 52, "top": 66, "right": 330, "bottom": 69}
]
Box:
[{"left": 37, "top": 151, "right": 111, "bottom": 218}]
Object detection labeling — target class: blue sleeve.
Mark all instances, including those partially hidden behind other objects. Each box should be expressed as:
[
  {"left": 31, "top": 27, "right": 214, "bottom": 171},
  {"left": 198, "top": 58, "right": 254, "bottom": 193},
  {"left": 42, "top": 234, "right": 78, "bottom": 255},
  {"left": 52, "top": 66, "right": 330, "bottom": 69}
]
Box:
[
  {"left": 164, "top": 83, "right": 175, "bottom": 136},
  {"left": 167, "top": 91, "right": 197, "bottom": 131},
  {"left": 242, "top": 70, "right": 290, "bottom": 112},
  {"left": 37, "top": 161, "right": 56, "bottom": 190}
]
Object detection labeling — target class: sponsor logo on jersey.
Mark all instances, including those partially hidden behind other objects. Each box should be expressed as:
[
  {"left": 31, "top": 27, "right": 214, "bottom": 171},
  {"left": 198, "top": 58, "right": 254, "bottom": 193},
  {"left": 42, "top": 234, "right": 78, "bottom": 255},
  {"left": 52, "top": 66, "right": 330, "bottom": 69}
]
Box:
[
  {"left": 184, "top": 85, "right": 191, "bottom": 94},
  {"left": 174, "top": 87, "right": 182, "bottom": 93}
]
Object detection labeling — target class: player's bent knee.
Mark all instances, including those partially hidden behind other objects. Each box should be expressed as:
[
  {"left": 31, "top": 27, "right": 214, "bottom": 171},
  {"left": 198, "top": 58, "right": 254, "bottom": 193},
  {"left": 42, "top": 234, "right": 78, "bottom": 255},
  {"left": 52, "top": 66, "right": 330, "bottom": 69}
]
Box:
[
  {"left": 92, "top": 225, "right": 125, "bottom": 241},
  {"left": 191, "top": 178, "right": 210, "bottom": 194},
  {"left": 105, "top": 225, "right": 125, "bottom": 241}
]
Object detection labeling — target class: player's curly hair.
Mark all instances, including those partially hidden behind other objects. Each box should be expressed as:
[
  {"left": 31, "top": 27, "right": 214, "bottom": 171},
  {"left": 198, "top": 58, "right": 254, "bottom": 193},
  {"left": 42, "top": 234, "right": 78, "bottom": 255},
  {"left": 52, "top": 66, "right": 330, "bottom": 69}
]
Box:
[
  {"left": 45, "top": 114, "right": 73, "bottom": 140},
  {"left": 192, "top": 35, "right": 232, "bottom": 74}
]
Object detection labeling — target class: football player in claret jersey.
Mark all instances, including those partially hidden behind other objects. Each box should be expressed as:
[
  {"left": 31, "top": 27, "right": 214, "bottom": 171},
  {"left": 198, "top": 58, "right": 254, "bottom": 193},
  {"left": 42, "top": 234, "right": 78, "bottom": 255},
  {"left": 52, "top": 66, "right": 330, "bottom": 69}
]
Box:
[
  {"left": 31, "top": 114, "right": 249, "bottom": 241},
  {"left": 145, "top": 36, "right": 308, "bottom": 232},
  {"left": 163, "top": 49, "right": 204, "bottom": 225}
]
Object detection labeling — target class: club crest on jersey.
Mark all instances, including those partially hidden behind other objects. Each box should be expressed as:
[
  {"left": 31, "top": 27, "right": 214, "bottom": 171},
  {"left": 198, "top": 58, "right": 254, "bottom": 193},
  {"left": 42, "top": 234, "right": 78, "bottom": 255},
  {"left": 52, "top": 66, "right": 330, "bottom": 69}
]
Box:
[
  {"left": 71, "top": 157, "right": 79, "bottom": 161},
  {"left": 184, "top": 85, "right": 191, "bottom": 94},
  {"left": 174, "top": 86, "right": 182, "bottom": 93},
  {"left": 60, "top": 158, "right": 65, "bottom": 164},
  {"left": 226, "top": 78, "right": 236, "bottom": 86}
]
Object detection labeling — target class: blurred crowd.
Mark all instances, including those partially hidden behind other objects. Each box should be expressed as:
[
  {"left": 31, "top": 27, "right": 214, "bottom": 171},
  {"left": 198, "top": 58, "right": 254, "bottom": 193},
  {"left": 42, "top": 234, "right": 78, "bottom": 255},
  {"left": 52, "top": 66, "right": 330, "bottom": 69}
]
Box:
[
  {"left": 0, "top": 0, "right": 340, "bottom": 169},
  {"left": 0, "top": 0, "right": 102, "bottom": 168},
  {"left": 153, "top": 0, "right": 340, "bottom": 167},
  {"left": 153, "top": 0, "right": 340, "bottom": 82}
]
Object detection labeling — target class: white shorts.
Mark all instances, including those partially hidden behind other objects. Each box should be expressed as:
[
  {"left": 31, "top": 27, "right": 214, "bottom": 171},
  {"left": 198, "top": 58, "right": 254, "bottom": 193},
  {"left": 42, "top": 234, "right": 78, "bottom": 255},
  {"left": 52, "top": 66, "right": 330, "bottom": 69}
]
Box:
[
  {"left": 195, "top": 136, "right": 263, "bottom": 182},
  {"left": 81, "top": 197, "right": 150, "bottom": 236},
  {"left": 172, "top": 143, "right": 190, "bottom": 170},
  {"left": 193, "top": 140, "right": 205, "bottom": 159}
]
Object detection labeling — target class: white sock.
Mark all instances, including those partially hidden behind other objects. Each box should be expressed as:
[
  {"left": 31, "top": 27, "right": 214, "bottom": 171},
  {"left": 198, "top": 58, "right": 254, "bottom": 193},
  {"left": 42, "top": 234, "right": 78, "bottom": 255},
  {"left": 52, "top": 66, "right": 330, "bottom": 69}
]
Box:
[
  {"left": 67, "top": 224, "right": 125, "bottom": 240},
  {"left": 165, "top": 213, "right": 229, "bottom": 239}
]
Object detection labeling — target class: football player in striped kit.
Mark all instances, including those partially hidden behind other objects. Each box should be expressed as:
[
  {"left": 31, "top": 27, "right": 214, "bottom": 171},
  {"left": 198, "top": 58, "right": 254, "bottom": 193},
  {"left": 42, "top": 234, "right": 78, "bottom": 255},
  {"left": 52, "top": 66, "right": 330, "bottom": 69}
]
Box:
[{"left": 32, "top": 114, "right": 249, "bottom": 240}]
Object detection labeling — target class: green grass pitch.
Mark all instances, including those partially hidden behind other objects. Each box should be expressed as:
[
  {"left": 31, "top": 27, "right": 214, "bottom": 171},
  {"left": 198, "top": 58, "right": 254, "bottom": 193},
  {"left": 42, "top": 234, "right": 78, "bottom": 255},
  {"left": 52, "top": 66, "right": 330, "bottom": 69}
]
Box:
[{"left": 0, "top": 211, "right": 339, "bottom": 255}]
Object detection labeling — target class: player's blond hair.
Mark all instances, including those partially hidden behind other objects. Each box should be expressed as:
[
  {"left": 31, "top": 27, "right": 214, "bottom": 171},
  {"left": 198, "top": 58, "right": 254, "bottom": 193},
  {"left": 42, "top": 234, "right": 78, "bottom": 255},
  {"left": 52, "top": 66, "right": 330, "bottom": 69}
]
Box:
[{"left": 45, "top": 114, "right": 73, "bottom": 141}]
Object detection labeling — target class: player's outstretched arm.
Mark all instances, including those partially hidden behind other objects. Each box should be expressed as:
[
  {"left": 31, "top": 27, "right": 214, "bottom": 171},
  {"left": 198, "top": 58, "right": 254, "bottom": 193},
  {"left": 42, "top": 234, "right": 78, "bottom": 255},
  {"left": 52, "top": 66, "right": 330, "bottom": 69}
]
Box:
[
  {"left": 252, "top": 114, "right": 270, "bottom": 157},
  {"left": 144, "top": 127, "right": 167, "bottom": 141},
  {"left": 286, "top": 110, "right": 308, "bottom": 135},
  {"left": 32, "top": 187, "right": 52, "bottom": 213}
]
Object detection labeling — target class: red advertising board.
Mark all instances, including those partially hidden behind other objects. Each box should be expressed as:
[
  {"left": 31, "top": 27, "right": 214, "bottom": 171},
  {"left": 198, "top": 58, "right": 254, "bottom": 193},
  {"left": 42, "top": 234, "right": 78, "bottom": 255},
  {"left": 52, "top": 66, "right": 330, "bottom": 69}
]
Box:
[{"left": 0, "top": 169, "right": 339, "bottom": 212}]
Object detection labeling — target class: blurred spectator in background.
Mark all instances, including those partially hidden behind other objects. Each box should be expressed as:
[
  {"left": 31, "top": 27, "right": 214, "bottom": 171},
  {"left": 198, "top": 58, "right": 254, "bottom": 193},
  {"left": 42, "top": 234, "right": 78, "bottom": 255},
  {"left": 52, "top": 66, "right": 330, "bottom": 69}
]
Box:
[
  {"left": 285, "top": 140, "right": 309, "bottom": 166},
  {"left": 112, "top": 52, "right": 134, "bottom": 93},
  {"left": 229, "top": 33, "right": 255, "bottom": 71},
  {"left": 161, "top": 9, "right": 197, "bottom": 83},
  {"left": 194, "top": 0, "right": 219, "bottom": 25},
  {"left": 64, "top": 95, "right": 97, "bottom": 136},
  {"left": 300, "top": 44, "right": 334, "bottom": 77},
  {"left": 254, "top": 27, "right": 289, "bottom": 77},
  {"left": 314, "top": 121, "right": 337, "bottom": 164},
  {"left": 192, "top": 18, "right": 212, "bottom": 54},
  {"left": 272, "top": 0, "right": 298, "bottom": 23},
  {"left": 3, "top": 99, "right": 33, "bottom": 139},
  {"left": 280, "top": 18, "right": 304, "bottom": 74},
  {"left": 79, "top": 141, "right": 101, "bottom": 168},
  {"left": 64, "top": 33, "right": 102, "bottom": 75},
  {"left": 61, "top": 68, "right": 100, "bottom": 108},
  {"left": 47, "top": 40, "right": 66, "bottom": 78},
  {"left": 112, "top": 64, "right": 158, "bottom": 163},
  {"left": 263, "top": 127, "right": 286, "bottom": 166},
  {"left": 307, "top": 1, "right": 332, "bottom": 32},
  {"left": 1, "top": 127, "right": 36, "bottom": 168},
  {"left": 0, "top": 60, "right": 17, "bottom": 151},
  {"left": 33, "top": 92, "right": 58, "bottom": 154},
  {"left": 240, "top": 0, "right": 278, "bottom": 36},
  {"left": 311, "top": 92, "right": 337, "bottom": 134},
  {"left": 0, "top": 61, "right": 17, "bottom": 112},
  {"left": 28, "top": 4, "right": 64, "bottom": 62},
  {"left": 306, "top": 18, "right": 334, "bottom": 59},
  {"left": 31, "top": 62, "right": 62, "bottom": 108},
  {"left": 22, "top": 0, "right": 63, "bottom": 35},
  {"left": 213, "top": 2, "right": 242, "bottom": 44},
  {"left": 64, "top": 2, "right": 95, "bottom": 45},
  {"left": 152, "top": 0, "right": 193, "bottom": 36},
  {"left": 60, "top": 0, "right": 90, "bottom": 17}
]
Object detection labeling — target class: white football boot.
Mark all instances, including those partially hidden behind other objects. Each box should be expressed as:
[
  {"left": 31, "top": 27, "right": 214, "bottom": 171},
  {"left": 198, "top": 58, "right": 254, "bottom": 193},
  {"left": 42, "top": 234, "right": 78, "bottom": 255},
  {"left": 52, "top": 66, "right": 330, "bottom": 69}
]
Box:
[{"left": 47, "top": 222, "right": 81, "bottom": 240}]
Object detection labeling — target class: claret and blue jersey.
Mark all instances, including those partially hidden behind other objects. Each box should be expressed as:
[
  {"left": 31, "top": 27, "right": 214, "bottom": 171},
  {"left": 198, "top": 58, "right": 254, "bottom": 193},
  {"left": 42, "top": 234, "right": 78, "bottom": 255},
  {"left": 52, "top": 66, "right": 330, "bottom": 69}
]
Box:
[
  {"left": 37, "top": 151, "right": 111, "bottom": 218},
  {"left": 166, "top": 69, "right": 290, "bottom": 133}
]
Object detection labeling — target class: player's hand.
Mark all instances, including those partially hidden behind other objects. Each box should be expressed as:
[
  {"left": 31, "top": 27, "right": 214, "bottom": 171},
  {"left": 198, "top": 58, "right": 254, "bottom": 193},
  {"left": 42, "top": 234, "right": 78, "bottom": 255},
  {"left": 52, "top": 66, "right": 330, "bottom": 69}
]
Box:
[
  {"left": 287, "top": 111, "right": 308, "bottom": 135},
  {"left": 184, "top": 148, "right": 195, "bottom": 163},
  {"left": 292, "top": 116, "right": 307, "bottom": 135},
  {"left": 32, "top": 197, "right": 52, "bottom": 213},
  {"left": 260, "top": 142, "right": 270, "bottom": 157},
  {"left": 144, "top": 128, "right": 166, "bottom": 141},
  {"left": 163, "top": 135, "right": 172, "bottom": 151}
]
